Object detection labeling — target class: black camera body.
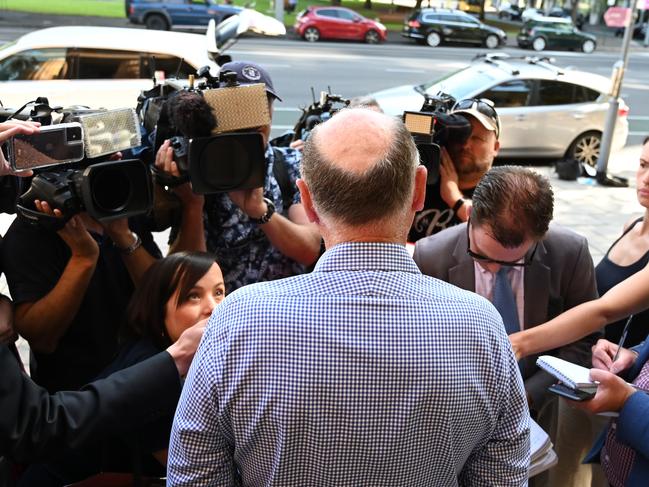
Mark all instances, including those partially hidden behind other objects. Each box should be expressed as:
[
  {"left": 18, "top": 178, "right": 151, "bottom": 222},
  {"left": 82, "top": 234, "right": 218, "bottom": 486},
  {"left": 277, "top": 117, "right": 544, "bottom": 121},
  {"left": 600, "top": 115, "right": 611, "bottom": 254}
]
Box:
[
  {"left": 402, "top": 93, "right": 472, "bottom": 184},
  {"left": 17, "top": 159, "right": 153, "bottom": 230},
  {"left": 139, "top": 69, "right": 270, "bottom": 194}
]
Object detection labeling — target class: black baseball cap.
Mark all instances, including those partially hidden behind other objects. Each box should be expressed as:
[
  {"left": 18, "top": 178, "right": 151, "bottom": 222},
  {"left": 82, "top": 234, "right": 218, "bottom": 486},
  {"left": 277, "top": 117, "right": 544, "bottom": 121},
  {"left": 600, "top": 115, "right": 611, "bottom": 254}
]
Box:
[{"left": 218, "top": 61, "right": 282, "bottom": 102}]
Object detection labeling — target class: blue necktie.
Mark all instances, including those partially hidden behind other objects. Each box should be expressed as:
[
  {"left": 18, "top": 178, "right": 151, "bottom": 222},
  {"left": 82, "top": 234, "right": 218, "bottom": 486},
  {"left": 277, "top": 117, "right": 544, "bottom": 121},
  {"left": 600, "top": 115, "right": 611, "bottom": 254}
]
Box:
[{"left": 492, "top": 268, "right": 520, "bottom": 335}]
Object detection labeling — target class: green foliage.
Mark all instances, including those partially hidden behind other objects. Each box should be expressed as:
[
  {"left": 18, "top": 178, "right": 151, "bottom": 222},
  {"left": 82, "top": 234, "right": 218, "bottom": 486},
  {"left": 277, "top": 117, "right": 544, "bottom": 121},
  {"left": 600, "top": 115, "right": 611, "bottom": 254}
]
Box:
[{"left": 3, "top": 0, "right": 124, "bottom": 17}]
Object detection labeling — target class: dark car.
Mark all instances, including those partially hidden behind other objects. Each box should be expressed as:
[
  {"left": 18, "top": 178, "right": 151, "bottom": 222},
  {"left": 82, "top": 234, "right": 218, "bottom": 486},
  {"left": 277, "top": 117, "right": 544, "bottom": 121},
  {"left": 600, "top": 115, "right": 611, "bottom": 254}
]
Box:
[
  {"left": 517, "top": 16, "right": 596, "bottom": 53},
  {"left": 127, "top": 0, "right": 242, "bottom": 31},
  {"left": 403, "top": 8, "right": 506, "bottom": 48},
  {"left": 294, "top": 6, "right": 387, "bottom": 43}
]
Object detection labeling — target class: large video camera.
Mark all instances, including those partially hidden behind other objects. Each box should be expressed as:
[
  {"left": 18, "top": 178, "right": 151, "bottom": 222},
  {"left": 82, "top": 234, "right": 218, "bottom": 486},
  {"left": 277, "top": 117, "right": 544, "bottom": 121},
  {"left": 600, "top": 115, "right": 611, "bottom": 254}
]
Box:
[
  {"left": 139, "top": 69, "right": 268, "bottom": 194},
  {"left": 0, "top": 99, "right": 152, "bottom": 229},
  {"left": 402, "top": 92, "right": 472, "bottom": 184},
  {"left": 292, "top": 89, "right": 350, "bottom": 143}
]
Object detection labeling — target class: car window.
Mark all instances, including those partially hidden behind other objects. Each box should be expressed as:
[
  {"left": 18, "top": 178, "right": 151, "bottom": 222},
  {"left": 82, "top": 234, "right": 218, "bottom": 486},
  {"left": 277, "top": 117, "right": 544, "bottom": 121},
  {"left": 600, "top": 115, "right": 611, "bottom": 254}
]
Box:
[
  {"left": 438, "top": 14, "right": 456, "bottom": 22},
  {"left": 142, "top": 54, "right": 197, "bottom": 79},
  {"left": 536, "top": 80, "right": 587, "bottom": 105},
  {"left": 336, "top": 9, "right": 355, "bottom": 21},
  {"left": 422, "top": 13, "right": 439, "bottom": 22},
  {"left": 317, "top": 9, "right": 339, "bottom": 18},
  {"left": 0, "top": 48, "right": 69, "bottom": 81},
  {"left": 75, "top": 49, "right": 140, "bottom": 80},
  {"left": 478, "top": 79, "right": 533, "bottom": 108},
  {"left": 421, "top": 67, "right": 498, "bottom": 100},
  {"left": 574, "top": 85, "right": 600, "bottom": 103}
]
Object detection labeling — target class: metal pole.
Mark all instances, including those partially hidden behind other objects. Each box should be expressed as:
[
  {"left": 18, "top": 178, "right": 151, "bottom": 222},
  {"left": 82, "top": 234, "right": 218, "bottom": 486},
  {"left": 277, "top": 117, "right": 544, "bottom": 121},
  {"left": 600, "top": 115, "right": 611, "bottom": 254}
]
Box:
[
  {"left": 644, "top": 13, "right": 649, "bottom": 47},
  {"left": 275, "top": 0, "right": 285, "bottom": 23},
  {"left": 595, "top": 5, "right": 634, "bottom": 185}
]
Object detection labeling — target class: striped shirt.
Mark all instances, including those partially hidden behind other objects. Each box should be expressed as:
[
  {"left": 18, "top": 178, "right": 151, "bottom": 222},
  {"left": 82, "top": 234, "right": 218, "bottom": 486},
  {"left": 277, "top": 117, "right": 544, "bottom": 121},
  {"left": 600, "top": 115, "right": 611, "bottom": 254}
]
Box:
[{"left": 168, "top": 242, "right": 530, "bottom": 486}]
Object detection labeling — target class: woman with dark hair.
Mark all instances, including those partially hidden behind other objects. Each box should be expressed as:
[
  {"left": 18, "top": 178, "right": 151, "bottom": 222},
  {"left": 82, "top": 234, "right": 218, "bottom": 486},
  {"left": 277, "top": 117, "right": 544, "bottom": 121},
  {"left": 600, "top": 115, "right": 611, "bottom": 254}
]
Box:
[{"left": 19, "top": 251, "right": 224, "bottom": 486}]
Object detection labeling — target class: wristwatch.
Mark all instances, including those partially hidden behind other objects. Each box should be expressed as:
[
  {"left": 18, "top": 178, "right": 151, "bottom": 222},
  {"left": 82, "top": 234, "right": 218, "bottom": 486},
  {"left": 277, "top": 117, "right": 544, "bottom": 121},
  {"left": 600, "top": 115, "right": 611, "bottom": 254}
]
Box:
[
  {"left": 249, "top": 198, "right": 276, "bottom": 225},
  {"left": 452, "top": 198, "right": 465, "bottom": 213},
  {"left": 117, "top": 231, "right": 142, "bottom": 255}
]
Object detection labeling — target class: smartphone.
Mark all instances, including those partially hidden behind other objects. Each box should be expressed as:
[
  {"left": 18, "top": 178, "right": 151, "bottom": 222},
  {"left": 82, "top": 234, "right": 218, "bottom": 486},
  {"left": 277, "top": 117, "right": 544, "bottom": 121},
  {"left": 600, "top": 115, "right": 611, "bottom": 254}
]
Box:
[
  {"left": 548, "top": 383, "right": 595, "bottom": 402},
  {"left": 8, "top": 122, "right": 85, "bottom": 171}
]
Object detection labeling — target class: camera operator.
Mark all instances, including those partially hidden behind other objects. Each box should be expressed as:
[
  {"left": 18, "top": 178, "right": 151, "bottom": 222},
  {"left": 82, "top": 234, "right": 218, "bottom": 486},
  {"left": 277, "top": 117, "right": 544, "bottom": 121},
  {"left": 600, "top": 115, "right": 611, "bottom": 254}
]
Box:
[
  {"left": 0, "top": 133, "right": 162, "bottom": 393},
  {"left": 0, "top": 121, "right": 207, "bottom": 487},
  {"left": 157, "top": 61, "right": 321, "bottom": 292},
  {"left": 409, "top": 99, "right": 500, "bottom": 242}
]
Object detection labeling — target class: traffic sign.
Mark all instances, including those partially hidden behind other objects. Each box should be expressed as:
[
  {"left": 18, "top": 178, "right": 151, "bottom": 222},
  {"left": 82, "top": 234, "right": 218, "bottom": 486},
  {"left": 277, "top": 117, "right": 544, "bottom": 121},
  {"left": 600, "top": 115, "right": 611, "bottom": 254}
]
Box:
[{"left": 604, "top": 7, "right": 631, "bottom": 28}]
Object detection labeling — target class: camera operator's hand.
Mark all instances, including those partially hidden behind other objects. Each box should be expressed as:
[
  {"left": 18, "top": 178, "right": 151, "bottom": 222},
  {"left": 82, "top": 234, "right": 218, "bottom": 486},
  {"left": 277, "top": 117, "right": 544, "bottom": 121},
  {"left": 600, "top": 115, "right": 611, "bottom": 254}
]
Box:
[
  {"left": 439, "top": 148, "right": 469, "bottom": 222},
  {"left": 228, "top": 187, "right": 266, "bottom": 219},
  {"left": 289, "top": 139, "right": 305, "bottom": 151},
  {"left": 155, "top": 140, "right": 203, "bottom": 209},
  {"left": 35, "top": 200, "right": 99, "bottom": 261},
  {"left": 155, "top": 140, "right": 181, "bottom": 178},
  {"left": 0, "top": 120, "right": 41, "bottom": 177}
]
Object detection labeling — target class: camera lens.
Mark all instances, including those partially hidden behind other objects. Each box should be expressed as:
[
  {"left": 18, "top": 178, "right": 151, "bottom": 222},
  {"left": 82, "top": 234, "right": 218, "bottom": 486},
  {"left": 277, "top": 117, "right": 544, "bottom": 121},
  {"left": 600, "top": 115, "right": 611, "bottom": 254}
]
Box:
[
  {"left": 91, "top": 166, "right": 132, "bottom": 213},
  {"left": 67, "top": 127, "right": 82, "bottom": 142}
]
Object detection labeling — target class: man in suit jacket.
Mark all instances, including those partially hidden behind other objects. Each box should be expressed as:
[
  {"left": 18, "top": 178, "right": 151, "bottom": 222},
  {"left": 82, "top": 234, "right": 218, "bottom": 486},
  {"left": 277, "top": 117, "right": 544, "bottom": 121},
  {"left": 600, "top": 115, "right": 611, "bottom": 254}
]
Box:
[
  {"left": 413, "top": 166, "right": 599, "bottom": 414},
  {"left": 0, "top": 316, "right": 205, "bottom": 485}
]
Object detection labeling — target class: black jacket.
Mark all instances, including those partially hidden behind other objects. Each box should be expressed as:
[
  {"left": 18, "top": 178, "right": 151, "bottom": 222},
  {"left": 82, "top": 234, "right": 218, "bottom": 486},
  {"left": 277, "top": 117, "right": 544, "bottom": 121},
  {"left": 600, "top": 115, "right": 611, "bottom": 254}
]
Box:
[{"left": 0, "top": 343, "right": 181, "bottom": 471}]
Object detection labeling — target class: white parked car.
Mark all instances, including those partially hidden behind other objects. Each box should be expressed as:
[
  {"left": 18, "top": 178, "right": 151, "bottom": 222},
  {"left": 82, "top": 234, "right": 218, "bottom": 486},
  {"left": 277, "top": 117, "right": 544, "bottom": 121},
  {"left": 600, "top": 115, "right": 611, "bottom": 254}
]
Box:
[
  {"left": 371, "top": 54, "right": 629, "bottom": 167},
  {"left": 0, "top": 12, "right": 285, "bottom": 111},
  {"left": 0, "top": 26, "right": 219, "bottom": 111}
]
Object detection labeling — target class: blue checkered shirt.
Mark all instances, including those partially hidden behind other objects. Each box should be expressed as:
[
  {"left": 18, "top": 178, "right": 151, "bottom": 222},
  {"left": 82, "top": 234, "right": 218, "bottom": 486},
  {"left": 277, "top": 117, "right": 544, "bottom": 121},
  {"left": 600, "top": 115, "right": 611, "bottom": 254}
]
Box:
[{"left": 168, "top": 243, "right": 530, "bottom": 486}]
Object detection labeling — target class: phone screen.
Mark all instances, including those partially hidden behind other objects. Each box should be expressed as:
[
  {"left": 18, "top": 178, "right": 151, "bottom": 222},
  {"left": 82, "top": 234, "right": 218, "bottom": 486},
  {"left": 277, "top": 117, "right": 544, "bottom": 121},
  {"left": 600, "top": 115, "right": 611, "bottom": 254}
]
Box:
[{"left": 9, "top": 123, "right": 84, "bottom": 170}]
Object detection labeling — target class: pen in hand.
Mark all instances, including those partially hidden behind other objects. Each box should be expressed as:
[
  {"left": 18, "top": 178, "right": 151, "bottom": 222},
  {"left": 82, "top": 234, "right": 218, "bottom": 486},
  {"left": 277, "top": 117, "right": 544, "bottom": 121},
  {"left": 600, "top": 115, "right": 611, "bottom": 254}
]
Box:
[{"left": 612, "top": 314, "right": 634, "bottom": 364}]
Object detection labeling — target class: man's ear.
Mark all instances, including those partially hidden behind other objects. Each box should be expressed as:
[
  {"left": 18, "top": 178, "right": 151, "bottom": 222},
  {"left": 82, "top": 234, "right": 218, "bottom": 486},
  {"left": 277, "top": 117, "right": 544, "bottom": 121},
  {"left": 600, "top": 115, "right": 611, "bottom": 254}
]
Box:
[
  {"left": 493, "top": 138, "right": 500, "bottom": 156},
  {"left": 412, "top": 165, "right": 427, "bottom": 212},
  {"left": 296, "top": 178, "right": 319, "bottom": 223}
]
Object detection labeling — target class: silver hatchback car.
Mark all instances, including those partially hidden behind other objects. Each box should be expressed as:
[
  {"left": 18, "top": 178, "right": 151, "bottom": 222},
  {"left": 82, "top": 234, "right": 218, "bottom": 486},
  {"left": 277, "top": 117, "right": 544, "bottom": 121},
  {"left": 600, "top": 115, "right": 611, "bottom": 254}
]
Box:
[{"left": 371, "top": 54, "right": 629, "bottom": 167}]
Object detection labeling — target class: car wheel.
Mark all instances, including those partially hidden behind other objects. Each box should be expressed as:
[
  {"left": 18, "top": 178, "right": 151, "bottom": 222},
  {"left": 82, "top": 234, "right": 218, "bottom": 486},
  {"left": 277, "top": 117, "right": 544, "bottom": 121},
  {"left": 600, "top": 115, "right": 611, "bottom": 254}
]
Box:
[
  {"left": 485, "top": 34, "right": 500, "bottom": 49},
  {"left": 304, "top": 27, "right": 320, "bottom": 42},
  {"left": 365, "top": 29, "right": 380, "bottom": 44},
  {"left": 582, "top": 39, "right": 596, "bottom": 53},
  {"left": 145, "top": 14, "right": 169, "bottom": 30},
  {"left": 532, "top": 36, "right": 546, "bottom": 51},
  {"left": 426, "top": 31, "right": 441, "bottom": 47},
  {"left": 567, "top": 131, "right": 601, "bottom": 169}
]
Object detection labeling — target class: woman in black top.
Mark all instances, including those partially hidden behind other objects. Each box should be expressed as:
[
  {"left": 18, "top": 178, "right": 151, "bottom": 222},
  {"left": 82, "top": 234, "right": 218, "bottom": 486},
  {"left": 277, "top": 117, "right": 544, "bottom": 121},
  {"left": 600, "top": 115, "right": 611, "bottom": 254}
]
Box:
[
  {"left": 595, "top": 137, "right": 649, "bottom": 347},
  {"left": 19, "top": 251, "right": 225, "bottom": 486}
]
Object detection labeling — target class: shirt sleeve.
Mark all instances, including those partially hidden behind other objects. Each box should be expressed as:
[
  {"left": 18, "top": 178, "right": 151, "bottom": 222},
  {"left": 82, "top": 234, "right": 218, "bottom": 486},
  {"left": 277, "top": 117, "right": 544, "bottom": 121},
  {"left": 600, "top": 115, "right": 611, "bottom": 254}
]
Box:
[
  {"left": 458, "top": 328, "right": 531, "bottom": 486},
  {"left": 167, "top": 310, "right": 234, "bottom": 486}
]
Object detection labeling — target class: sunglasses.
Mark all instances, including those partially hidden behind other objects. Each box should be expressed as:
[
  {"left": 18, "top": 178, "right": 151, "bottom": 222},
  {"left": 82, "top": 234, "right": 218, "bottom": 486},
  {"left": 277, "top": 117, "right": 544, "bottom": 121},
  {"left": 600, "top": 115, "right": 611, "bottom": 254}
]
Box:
[
  {"left": 466, "top": 221, "right": 537, "bottom": 267},
  {"left": 453, "top": 98, "right": 500, "bottom": 137}
]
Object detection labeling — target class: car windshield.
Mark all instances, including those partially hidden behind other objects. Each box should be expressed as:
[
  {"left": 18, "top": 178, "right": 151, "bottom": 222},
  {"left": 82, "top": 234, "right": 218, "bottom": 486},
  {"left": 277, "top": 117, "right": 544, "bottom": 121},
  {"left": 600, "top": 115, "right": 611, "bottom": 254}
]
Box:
[{"left": 417, "top": 66, "right": 498, "bottom": 100}]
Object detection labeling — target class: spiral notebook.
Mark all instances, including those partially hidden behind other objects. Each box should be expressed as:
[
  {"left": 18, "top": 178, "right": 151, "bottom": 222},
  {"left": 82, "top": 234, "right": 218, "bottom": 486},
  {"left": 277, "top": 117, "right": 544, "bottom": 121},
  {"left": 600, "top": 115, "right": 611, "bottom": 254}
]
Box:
[{"left": 536, "top": 355, "right": 598, "bottom": 391}]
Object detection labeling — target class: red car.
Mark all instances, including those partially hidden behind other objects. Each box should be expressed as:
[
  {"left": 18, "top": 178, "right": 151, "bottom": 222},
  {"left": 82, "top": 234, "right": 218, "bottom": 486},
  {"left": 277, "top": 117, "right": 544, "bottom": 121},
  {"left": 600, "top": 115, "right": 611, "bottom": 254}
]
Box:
[{"left": 294, "top": 6, "right": 387, "bottom": 43}]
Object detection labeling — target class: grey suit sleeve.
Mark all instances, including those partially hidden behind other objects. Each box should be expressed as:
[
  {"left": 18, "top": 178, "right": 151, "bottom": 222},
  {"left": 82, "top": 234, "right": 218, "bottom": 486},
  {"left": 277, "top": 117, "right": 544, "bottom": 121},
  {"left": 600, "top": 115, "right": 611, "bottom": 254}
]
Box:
[
  {"left": 526, "top": 235, "right": 600, "bottom": 411},
  {"left": 0, "top": 344, "right": 182, "bottom": 463}
]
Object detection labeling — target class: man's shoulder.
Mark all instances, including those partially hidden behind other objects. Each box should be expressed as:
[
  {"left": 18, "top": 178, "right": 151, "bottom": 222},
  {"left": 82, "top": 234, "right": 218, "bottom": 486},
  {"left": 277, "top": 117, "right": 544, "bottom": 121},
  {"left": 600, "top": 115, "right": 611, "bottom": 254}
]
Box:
[
  {"left": 541, "top": 223, "right": 589, "bottom": 257},
  {"left": 416, "top": 223, "right": 465, "bottom": 252}
]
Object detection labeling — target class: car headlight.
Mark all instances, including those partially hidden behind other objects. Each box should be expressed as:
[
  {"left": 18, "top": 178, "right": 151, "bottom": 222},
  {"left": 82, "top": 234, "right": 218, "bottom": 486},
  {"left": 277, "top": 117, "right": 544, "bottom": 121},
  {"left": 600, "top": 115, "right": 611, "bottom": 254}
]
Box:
[{"left": 376, "top": 22, "right": 387, "bottom": 31}]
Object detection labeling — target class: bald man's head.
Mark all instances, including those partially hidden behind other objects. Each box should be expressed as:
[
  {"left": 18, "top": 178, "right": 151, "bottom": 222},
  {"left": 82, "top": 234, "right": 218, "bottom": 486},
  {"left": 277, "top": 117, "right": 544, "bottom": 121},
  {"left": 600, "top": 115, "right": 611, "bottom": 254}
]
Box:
[{"left": 301, "top": 108, "right": 419, "bottom": 226}]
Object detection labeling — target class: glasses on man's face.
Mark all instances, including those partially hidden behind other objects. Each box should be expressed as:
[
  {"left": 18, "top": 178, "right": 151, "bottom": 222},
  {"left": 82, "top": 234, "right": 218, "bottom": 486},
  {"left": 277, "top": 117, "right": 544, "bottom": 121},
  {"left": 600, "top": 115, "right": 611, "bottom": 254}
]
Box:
[
  {"left": 466, "top": 222, "right": 537, "bottom": 267},
  {"left": 453, "top": 98, "right": 500, "bottom": 137}
]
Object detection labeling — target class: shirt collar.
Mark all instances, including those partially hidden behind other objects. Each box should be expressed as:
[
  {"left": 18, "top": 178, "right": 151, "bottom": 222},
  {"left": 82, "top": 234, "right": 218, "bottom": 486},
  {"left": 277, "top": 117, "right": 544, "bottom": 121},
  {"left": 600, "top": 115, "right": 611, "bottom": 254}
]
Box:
[
  {"left": 475, "top": 262, "right": 524, "bottom": 277},
  {"left": 313, "top": 242, "right": 421, "bottom": 274}
]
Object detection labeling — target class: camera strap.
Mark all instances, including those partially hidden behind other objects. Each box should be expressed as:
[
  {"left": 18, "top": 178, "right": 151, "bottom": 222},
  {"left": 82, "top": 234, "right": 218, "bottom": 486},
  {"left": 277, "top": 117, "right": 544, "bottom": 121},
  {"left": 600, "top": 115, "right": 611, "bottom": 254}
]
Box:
[{"left": 15, "top": 203, "right": 70, "bottom": 232}]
